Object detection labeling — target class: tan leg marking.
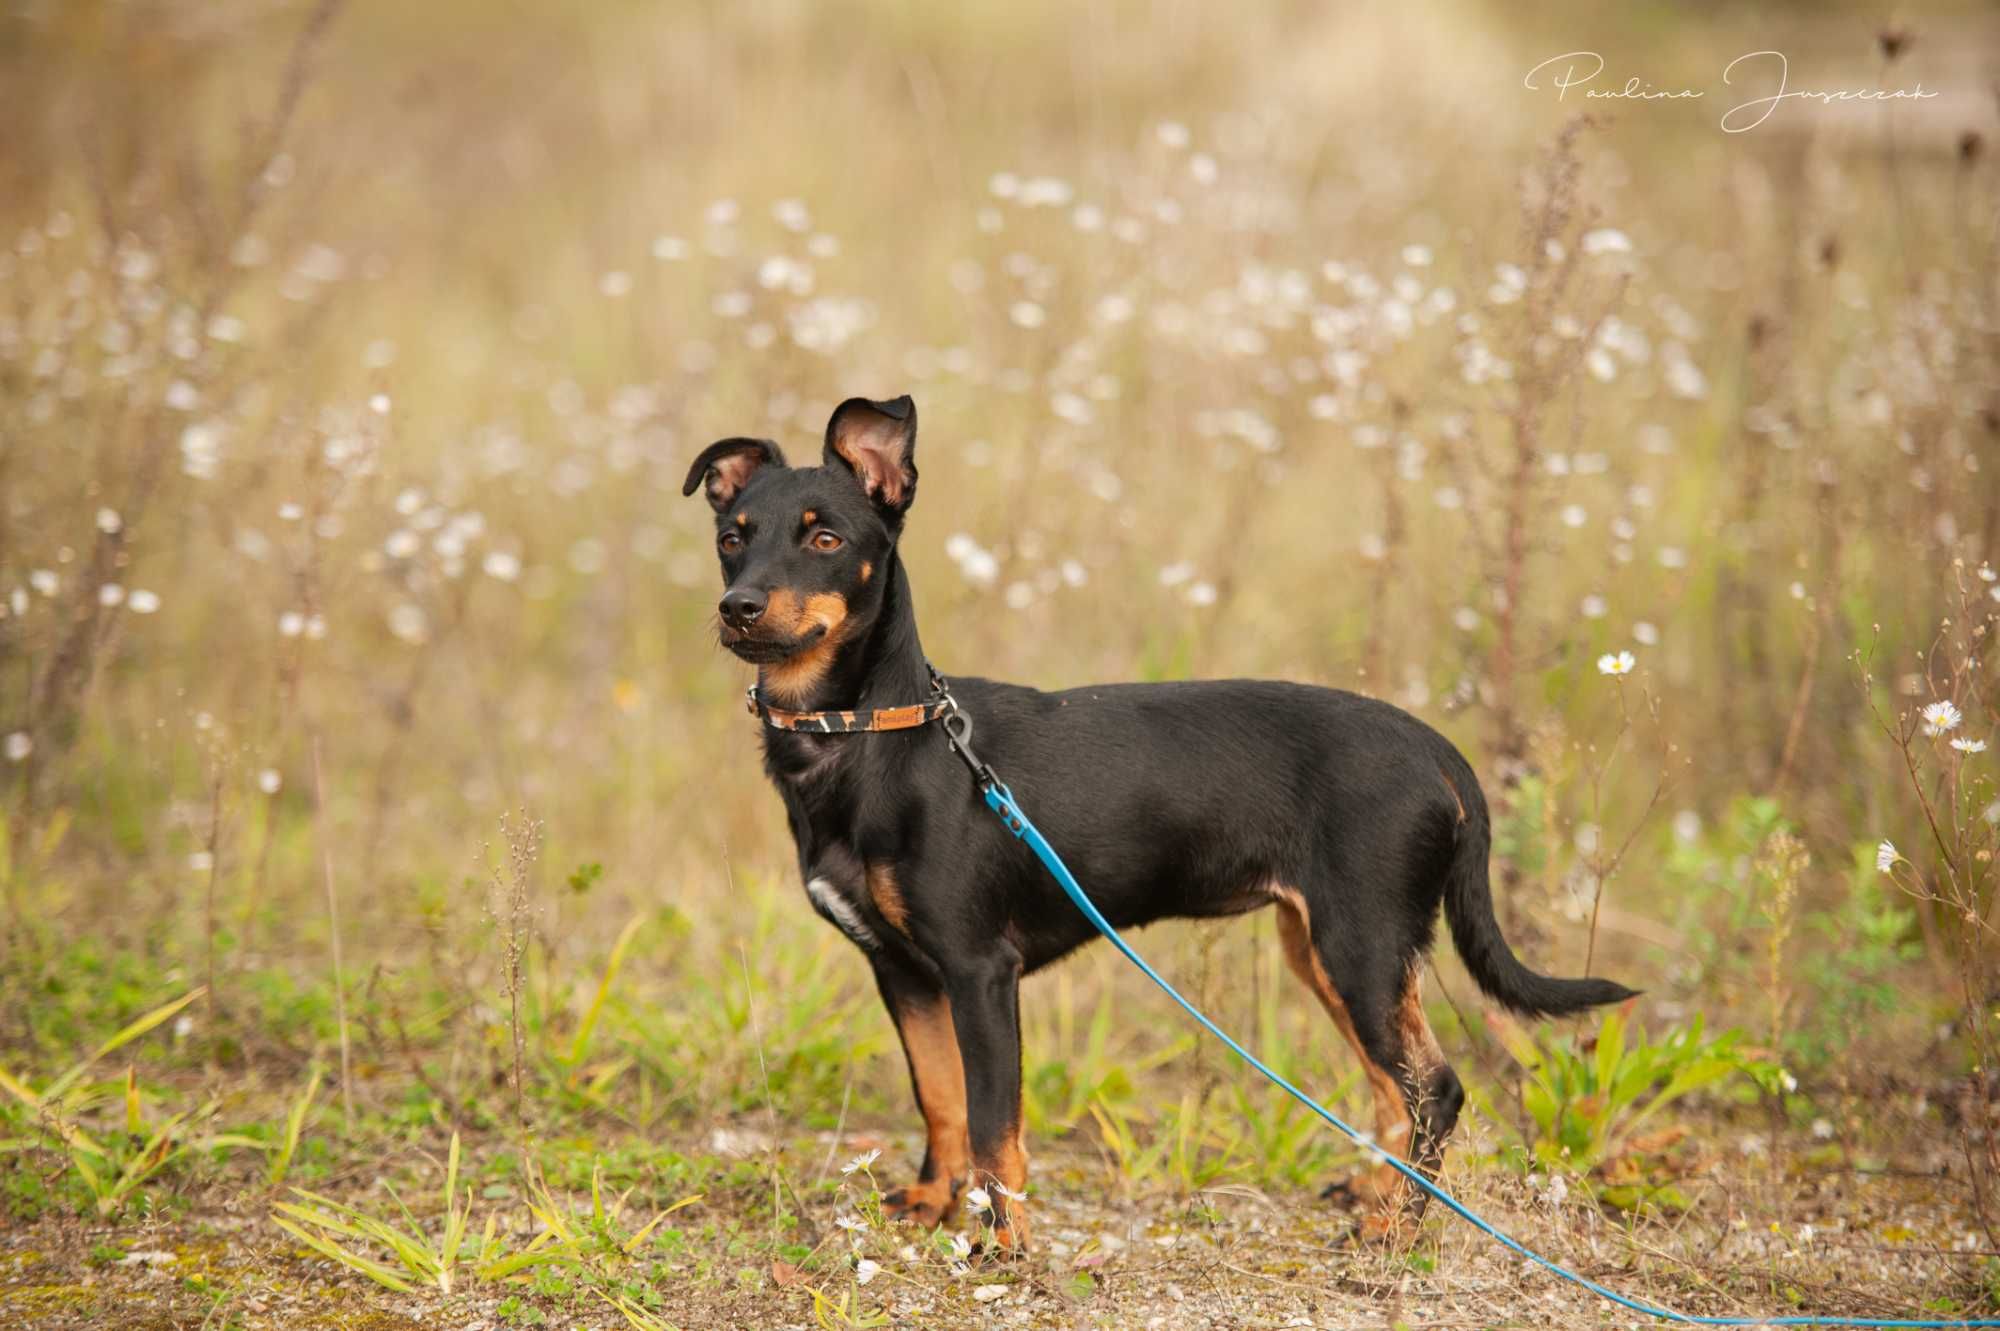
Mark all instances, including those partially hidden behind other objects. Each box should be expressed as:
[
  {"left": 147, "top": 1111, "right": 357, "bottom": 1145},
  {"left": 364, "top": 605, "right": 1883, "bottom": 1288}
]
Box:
[
  {"left": 973, "top": 1123, "right": 1031, "bottom": 1253},
  {"left": 867, "top": 863, "right": 911, "bottom": 936},
  {"left": 1437, "top": 768, "right": 1468, "bottom": 822},
  {"left": 884, "top": 994, "right": 969, "bottom": 1226},
  {"left": 1270, "top": 886, "right": 1418, "bottom": 1226}
]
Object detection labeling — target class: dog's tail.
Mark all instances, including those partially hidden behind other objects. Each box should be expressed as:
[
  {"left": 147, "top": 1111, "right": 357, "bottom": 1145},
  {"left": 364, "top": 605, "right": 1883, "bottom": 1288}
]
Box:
[{"left": 1442, "top": 768, "right": 1639, "bottom": 1018}]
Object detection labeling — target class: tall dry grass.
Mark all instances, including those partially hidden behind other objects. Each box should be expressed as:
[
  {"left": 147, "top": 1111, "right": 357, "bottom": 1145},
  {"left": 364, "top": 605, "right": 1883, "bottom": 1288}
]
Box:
[{"left": 1, "top": 0, "right": 1997, "bottom": 1210}]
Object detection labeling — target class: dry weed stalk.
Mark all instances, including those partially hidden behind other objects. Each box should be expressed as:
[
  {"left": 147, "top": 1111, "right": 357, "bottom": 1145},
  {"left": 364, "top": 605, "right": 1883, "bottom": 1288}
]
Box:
[{"left": 493, "top": 810, "right": 543, "bottom": 1135}]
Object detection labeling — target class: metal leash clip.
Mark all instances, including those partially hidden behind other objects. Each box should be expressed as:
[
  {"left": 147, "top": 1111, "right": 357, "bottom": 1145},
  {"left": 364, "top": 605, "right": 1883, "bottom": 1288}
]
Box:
[{"left": 929, "top": 670, "right": 998, "bottom": 791}]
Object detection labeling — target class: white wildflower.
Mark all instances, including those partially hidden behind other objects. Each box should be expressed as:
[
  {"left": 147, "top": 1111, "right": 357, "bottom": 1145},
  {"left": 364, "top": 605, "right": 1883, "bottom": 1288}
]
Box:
[
  {"left": 4, "top": 732, "right": 30, "bottom": 763},
  {"left": 1921, "top": 700, "right": 1962, "bottom": 736},
  {"left": 1581, "top": 228, "right": 1633, "bottom": 256},
  {"left": 258, "top": 768, "right": 283, "bottom": 795},
  {"left": 127, "top": 589, "right": 160, "bottom": 614},
  {"left": 854, "top": 1257, "right": 882, "bottom": 1285},
  {"left": 179, "top": 422, "right": 222, "bottom": 479},
  {"left": 98, "top": 583, "right": 125, "bottom": 607},
  {"left": 965, "top": 1187, "right": 992, "bottom": 1215},
  {"left": 841, "top": 1149, "right": 880, "bottom": 1176},
  {"left": 1597, "top": 650, "right": 1636, "bottom": 677},
  {"left": 1876, "top": 840, "right": 1898, "bottom": 873},
  {"left": 388, "top": 603, "right": 428, "bottom": 644},
  {"left": 1951, "top": 737, "right": 1988, "bottom": 754},
  {"left": 96, "top": 507, "right": 123, "bottom": 535}
]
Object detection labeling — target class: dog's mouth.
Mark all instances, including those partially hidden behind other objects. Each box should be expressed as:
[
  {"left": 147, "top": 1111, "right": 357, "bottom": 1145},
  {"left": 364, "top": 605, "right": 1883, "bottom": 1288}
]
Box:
[{"left": 718, "top": 621, "right": 829, "bottom": 664}]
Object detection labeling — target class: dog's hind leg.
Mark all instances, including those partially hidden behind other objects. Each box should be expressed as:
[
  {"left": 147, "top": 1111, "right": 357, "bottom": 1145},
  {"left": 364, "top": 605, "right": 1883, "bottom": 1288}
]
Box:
[
  {"left": 1270, "top": 886, "right": 1462, "bottom": 1239},
  {"left": 871, "top": 955, "right": 970, "bottom": 1227}
]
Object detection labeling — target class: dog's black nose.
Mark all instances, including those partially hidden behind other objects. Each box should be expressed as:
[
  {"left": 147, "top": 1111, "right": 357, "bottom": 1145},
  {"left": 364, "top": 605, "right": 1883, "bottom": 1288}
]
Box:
[{"left": 719, "top": 588, "right": 767, "bottom": 628}]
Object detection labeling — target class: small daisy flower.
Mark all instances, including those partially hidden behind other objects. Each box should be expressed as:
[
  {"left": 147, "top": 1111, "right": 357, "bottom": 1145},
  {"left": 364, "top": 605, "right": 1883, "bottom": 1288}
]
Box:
[
  {"left": 1921, "top": 700, "right": 1962, "bottom": 736},
  {"left": 258, "top": 768, "right": 283, "bottom": 795},
  {"left": 1597, "top": 650, "right": 1636, "bottom": 677},
  {"left": 965, "top": 1186, "right": 992, "bottom": 1214},
  {"left": 854, "top": 1258, "right": 881, "bottom": 1286},
  {"left": 841, "top": 1149, "right": 880, "bottom": 1176},
  {"left": 1876, "top": 840, "right": 1898, "bottom": 874},
  {"left": 992, "top": 1181, "right": 1027, "bottom": 1202},
  {"left": 948, "top": 1232, "right": 972, "bottom": 1260},
  {"left": 1951, "top": 736, "right": 1987, "bottom": 754},
  {"left": 835, "top": 1214, "right": 867, "bottom": 1234},
  {"left": 4, "top": 732, "right": 31, "bottom": 763},
  {"left": 127, "top": 589, "right": 160, "bottom": 614}
]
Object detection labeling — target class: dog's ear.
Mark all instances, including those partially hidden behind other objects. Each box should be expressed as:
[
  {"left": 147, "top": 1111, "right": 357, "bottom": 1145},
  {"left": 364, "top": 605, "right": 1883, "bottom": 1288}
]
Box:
[
  {"left": 682, "top": 437, "right": 787, "bottom": 512},
  {"left": 823, "top": 395, "right": 917, "bottom": 514}
]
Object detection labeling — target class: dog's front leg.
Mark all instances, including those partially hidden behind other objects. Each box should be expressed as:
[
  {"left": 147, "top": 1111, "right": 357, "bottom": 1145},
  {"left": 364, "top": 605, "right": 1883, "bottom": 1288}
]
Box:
[
  {"left": 942, "top": 946, "right": 1030, "bottom": 1253},
  {"left": 870, "top": 954, "right": 969, "bottom": 1227}
]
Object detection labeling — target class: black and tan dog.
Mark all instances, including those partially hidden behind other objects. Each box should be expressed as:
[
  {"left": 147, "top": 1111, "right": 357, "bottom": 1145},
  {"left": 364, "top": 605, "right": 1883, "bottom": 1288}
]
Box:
[{"left": 684, "top": 394, "right": 1636, "bottom": 1251}]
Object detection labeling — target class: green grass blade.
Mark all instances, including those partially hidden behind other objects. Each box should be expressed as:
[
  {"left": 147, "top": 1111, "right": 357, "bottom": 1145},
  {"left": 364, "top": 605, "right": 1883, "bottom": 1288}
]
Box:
[
  {"left": 569, "top": 914, "right": 645, "bottom": 1066},
  {"left": 42, "top": 989, "right": 206, "bottom": 1104},
  {"left": 271, "top": 1216, "right": 418, "bottom": 1293}
]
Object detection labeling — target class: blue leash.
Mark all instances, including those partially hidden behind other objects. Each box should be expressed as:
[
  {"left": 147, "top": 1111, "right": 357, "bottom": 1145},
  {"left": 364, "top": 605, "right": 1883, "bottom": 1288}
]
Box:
[{"left": 949, "top": 743, "right": 1995, "bottom": 1326}]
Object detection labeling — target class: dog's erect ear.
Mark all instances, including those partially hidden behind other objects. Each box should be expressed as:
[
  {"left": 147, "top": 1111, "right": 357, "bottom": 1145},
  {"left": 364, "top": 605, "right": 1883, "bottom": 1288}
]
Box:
[
  {"left": 822, "top": 395, "right": 917, "bottom": 513},
  {"left": 682, "top": 437, "right": 787, "bottom": 512}
]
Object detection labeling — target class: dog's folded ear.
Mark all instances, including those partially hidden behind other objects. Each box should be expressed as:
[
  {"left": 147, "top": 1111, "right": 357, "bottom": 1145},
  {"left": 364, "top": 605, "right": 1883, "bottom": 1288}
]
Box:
[
  {"left": 823, "top": 395, "right": 917, "bottom": 515},
  {"left": 683, "top": 437, "right": 787, "bottom": 511}
]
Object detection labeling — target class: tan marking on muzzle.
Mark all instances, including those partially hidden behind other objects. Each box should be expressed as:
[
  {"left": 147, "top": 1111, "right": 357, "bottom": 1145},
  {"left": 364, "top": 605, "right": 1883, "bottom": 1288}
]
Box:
[{"left": 758, "top": 590, "right": 850, "bottom": 706}]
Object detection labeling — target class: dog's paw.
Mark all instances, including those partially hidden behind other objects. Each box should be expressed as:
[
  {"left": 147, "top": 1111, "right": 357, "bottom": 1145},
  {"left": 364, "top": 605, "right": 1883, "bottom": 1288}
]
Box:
[
  {"left": 1319, "top": 1176, "right": 1364, "bottom": 1209},
  {"left": 883, "top": 1180, "right": 955, "bottom": 1229},
  {"left": 971, "top": 1222, "right": 1030, "bottom": 1263}
]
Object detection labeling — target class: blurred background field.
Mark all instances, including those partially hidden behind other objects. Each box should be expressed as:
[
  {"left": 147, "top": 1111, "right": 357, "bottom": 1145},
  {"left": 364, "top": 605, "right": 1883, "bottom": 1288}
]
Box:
[{"left": 3, "top": 1, "right": 1999, "bottom": 1326}]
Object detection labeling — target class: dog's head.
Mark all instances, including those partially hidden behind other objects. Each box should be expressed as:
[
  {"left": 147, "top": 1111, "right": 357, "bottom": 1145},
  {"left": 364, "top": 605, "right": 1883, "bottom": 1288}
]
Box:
[{"left": 682, "top": 395, "right": 918, "bottom": 696}]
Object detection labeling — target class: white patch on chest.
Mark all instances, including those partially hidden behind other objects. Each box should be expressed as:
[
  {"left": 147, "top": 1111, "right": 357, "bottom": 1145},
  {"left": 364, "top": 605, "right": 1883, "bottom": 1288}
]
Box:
[{"left": 805, "top": 875, "right": 879, "bottom": 950}]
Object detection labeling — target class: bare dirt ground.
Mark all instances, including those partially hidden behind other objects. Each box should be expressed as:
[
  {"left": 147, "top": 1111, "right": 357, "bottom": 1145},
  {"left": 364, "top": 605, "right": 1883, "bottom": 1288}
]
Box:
[{"left": 5, "top": 1120, "right": 1991, "bottom": 1331}]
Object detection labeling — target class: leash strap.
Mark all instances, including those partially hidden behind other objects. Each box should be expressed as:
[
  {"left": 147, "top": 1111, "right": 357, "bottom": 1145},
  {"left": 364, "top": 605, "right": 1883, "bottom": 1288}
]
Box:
[{"left": 950, "top": 724, "right": 1995, "bottom": 1328}]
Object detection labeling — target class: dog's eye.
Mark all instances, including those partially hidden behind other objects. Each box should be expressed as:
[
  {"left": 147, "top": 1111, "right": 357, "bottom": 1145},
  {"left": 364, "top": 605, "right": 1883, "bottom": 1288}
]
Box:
[
  {"left": 718, "top": 530, "right": 743, "bottom": 554},
  {"left": 809, "top": 530, "right": 844, "bottom": 553}
]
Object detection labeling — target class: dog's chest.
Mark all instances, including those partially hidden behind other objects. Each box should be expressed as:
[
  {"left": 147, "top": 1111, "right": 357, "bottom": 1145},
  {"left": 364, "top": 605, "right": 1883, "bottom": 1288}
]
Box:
[{"left": 803, "top": 872, "right": 881, "bottom": 951}]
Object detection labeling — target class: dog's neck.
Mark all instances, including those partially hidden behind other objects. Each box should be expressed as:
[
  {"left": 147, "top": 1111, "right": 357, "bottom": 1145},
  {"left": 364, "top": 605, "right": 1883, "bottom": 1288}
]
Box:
[{"left": 756, "top": 550, "right": 931, "bottom": 713}]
